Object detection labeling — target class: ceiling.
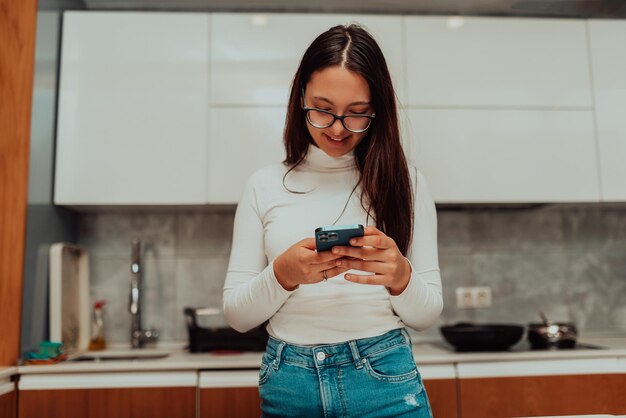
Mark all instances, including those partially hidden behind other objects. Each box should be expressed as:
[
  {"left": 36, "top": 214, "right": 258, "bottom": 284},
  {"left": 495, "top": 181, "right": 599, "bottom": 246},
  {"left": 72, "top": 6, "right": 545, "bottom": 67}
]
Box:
[{"left": 47, "top": 0, "right": 626, "bottom": 18}]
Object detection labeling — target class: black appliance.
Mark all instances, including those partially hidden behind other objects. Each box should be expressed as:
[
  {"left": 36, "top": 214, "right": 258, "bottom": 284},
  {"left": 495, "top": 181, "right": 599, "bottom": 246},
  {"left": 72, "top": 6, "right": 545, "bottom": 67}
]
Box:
[
  {"left": 184, "top": 307, "right": 268, "bottom": 353},
  {"left": 440, "top": 322, "right": 525, "bottom": 352}
]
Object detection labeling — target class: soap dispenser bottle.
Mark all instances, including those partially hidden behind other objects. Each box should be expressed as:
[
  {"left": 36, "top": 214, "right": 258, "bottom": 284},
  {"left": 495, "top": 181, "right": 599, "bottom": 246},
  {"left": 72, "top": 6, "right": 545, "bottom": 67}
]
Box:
[{"left": 88, "top": 300, "right": 107, "bottom": 351}]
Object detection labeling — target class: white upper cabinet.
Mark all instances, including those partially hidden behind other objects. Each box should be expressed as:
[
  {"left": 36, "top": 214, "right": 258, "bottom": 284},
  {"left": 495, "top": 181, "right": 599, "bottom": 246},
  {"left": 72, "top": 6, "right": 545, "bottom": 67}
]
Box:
[
  {"left": 588, "top": 20, "right": 626, "bottom": 202},
  {"left": 207, "top": 107, "right": 285, "bottom": 203},
  {"left": 405, "top": 17, "right": 592, "bottom": 108},
  {"left": 210, "top": 13, "right": 405, "bottom": 107},
  {"left": 54, "top": 11, "right": 210, "bottom": 205},
  {"left": 407, "top": 109, "right": 600, "bottom": 203},
  {"left": 52, "top": 12, "right": 618, "bottom": 206}
]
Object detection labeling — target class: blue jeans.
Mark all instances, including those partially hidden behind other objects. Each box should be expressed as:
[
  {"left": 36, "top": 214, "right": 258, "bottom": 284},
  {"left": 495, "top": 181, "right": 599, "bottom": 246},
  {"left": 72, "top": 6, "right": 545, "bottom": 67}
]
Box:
[{"left": 258, "top": 328, "right": 433, "bottom": 418}]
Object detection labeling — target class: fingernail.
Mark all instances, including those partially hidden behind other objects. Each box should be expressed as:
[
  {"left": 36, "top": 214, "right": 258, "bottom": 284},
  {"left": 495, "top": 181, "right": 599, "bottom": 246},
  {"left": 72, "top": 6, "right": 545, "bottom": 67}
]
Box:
[
  {"left": 350, "top": 239, "right": 356, "bottom": 245},
  {"left": 332, "top": 248, "right": 339, "bottom": 254},
  {"left": 344, "top": 274, "right": 350, "bottom": 280}
]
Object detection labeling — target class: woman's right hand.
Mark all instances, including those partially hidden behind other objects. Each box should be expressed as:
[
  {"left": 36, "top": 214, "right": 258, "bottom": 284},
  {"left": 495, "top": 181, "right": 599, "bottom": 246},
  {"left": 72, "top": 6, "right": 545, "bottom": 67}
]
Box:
[{"left": 273, "top": 238, "right": 351, "bottom": 291}]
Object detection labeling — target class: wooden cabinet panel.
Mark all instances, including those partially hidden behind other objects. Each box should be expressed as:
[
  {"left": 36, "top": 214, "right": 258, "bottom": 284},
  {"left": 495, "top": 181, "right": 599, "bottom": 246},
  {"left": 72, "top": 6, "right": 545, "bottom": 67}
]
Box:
[
  {"left": 458, "top": 374, "right": 626, "bottom": 418},
  {"left": 0, "top": 389, "right": 17, "bottom": 418},
  {"left": 87, "top": 387, "right": 196, "bottom": 418},
  {"left": 197, "top": 374, "right": 455, "bottom": 417},
  {"left": 19, "top": 387, "right": 196, "bottom": 418},
  {"left": 19, "top": 389, "right": 87, "bottom": 418},
  {"left": 423, "top": 379, "right": 457, "bottom": 418},
  {"left": 0, "top": 0, "right": 36, "bottom": 367},
  {"left": 199, "top": 381, "right": 455, "bottom": 417},
  {"left": 199, "top": 387, "right": 261, "bottom": 418}
]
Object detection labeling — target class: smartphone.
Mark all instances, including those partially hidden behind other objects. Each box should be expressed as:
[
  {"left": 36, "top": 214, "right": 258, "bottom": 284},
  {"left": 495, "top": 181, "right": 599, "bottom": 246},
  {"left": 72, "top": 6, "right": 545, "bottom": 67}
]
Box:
[{"left": 315, "top": 224, "right": 364, "bottom": 252}]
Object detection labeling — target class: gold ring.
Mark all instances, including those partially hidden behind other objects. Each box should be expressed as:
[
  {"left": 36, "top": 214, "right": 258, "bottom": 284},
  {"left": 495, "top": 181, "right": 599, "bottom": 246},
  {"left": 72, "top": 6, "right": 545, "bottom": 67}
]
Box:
[{"left": 322, "top": 270, "right": 328, "bottom": 281}]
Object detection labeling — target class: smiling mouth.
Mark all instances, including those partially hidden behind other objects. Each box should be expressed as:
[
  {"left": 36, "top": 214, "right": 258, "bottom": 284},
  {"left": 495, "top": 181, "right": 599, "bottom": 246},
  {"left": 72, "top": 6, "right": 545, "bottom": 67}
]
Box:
[{"left": 324, "top": 133, "right": 350, "bottom": 142}]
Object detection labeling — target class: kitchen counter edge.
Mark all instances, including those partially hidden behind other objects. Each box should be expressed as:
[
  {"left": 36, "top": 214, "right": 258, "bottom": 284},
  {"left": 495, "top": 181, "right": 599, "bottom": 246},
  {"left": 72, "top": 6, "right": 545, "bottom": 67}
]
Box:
[{"left": 17, "top": 337, "right": 626, "bottom": 375}]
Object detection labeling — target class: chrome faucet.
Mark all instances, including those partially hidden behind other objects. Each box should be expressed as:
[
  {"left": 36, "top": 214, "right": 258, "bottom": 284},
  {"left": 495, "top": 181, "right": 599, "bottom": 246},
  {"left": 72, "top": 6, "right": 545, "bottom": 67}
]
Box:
[{"left": 130, "top": 238, "right": 159, "bottom": 348}]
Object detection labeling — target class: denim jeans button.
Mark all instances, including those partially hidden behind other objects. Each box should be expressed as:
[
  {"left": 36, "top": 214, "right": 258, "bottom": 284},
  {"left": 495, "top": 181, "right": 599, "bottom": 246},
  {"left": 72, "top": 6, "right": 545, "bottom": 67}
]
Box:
[{"left": 316, "top": 352, "right": 326, "bottom": 361}]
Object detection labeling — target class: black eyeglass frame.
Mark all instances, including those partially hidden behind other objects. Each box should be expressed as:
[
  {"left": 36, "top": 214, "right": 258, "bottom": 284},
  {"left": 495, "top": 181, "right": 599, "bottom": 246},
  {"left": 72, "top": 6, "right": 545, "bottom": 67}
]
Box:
[{"left": 301, "top": 92, "right": 376, "bottom": 133}]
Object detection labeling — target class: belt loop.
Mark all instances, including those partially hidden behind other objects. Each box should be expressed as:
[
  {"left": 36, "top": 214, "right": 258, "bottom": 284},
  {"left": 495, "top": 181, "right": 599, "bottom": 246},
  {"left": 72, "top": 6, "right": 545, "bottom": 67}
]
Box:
[
  {"left": 400, "top": 328, "right": 412, "bottom": 345},
  {"left": 273, "top": 341, "right": 286, "bottom": 370},
  {"left": 348, "top": 340, "right": 363, "bottom": 369}
]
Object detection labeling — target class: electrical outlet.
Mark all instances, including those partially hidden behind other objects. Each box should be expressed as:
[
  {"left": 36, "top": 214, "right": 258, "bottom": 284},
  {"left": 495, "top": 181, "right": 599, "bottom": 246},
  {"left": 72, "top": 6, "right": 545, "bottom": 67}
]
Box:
[
  {"left": 456, "top": 287, "right": 475, "bottom": 309},
  {"left": 473, "top": 286, "right": 492, "bottom": 308},
  {"left": 456, "top": 286, "right": 492, "bottom": 309}
]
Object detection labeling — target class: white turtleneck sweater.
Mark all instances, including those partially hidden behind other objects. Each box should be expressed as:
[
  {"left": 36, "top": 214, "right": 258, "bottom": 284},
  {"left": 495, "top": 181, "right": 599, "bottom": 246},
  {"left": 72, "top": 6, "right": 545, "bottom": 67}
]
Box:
[{"left": 223, "top": 144, "right": 443, "bottom": 345}]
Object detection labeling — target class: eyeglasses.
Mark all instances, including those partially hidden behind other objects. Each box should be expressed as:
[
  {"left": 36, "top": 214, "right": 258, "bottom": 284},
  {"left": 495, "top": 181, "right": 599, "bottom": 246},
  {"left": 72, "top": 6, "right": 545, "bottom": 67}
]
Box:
[{"left": 302, "top": 95, "right": 375, "bottom": 133}]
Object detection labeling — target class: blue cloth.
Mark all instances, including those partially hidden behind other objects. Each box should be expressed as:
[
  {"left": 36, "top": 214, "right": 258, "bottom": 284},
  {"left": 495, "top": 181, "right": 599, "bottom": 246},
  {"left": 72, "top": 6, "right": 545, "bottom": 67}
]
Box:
[{"left": 259, "top": 328, "right": 434, "bottom": 418}]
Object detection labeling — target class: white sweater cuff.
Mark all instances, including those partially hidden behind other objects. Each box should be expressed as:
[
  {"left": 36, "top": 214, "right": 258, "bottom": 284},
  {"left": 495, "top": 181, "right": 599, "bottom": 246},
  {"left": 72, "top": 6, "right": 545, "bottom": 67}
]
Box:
[{"left": 269, "top": 258, "right": 299, "bottom": 295}]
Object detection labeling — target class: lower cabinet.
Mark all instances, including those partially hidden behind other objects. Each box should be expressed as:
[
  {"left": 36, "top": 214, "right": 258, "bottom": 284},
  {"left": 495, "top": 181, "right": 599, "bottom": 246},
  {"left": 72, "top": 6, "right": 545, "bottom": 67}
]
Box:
[
  {"left": 16, "top": 358, "right": 626, "bottom": 418},
  {"left": 18, "top": 371, "right": 197, "bottom": 418},
  {"left": 0, "top": 380, "right": 17, "bottom": 418},
  {"left": 419, "top": 364, "right": 458, "bottom": 418},
  {"left": 199, "top": 370, "right": 260, "bottom": 418},
  {"left": 200, "top": 387, "right": 261, "bottom": 417},
  {"left": 459, "top": 374, "right": 626, "bottom": 417},
  {"left": 457, "top": 359, "right": 626, "bottom": 418},
  {"left": 197, "top": 366, "right": 458, "bottom": 418},
  {"left": 423, "top": 379, "right": 457, "bottom": 418}
]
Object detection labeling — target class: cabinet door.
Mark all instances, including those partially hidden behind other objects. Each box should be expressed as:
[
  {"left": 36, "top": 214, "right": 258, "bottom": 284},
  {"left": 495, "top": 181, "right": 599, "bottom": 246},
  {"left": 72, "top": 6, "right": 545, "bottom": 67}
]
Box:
[
  {"left": 405, "top": 17, "right": 592, "bottom": 108},
  {"left": 19, "top": 388, "right": 196, "bottom": 418},
  {"left": 423, "top": 380, "right": 457, "bottom": 418},
  {"left": 19, "top": 372, "right": 197, "bottom": 418},
  {"left": 457, "top": 358, "right": 626, "bottom": 417},
  {"left": 458, "top": 374, "right": 626, "bottom": 417},
  {"left": 420, "top": 364, "right": 458, "bottom": 418},
  {"left": 588, "top": 20, "right": 626, "bottom": 201},
  {"left": 19, "top": 389, "right": 87, "bottom": 418},
  {"left": 207, "top": 107, "right": 285, "bottom": 203},
  {"left": 0, "top": 381, "right": 16, "bottom": 418},
  {"left": 198, "top": 371, "right": 260, "bottom": 418},
  {"left": 197, "top": 369, "right": 459, "bottom": 418},
  {"left": 200, "top": 388, "right": 260, "bottom": 418},
  {"left": 54, "top": 12, "right": 209, "bottom": 205},
  {"left": 406, "top": 109, "right": 600, "bottom": 203},
  {"left": 210, "top": 13, "right": 405, "bottom": 106}
]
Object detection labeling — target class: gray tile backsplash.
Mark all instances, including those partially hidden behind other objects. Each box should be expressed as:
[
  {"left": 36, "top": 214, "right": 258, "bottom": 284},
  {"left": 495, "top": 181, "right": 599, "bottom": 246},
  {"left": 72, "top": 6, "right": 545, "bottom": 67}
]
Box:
[{"left": 79, "top": 206, "right": 626, "bottom": 344}]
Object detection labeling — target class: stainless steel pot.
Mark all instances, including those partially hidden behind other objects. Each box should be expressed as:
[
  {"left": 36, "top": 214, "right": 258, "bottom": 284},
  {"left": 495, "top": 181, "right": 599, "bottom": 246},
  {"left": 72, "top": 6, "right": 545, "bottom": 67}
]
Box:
[{"left": 527, "top": 322, "right": 577, "bottom": 349}]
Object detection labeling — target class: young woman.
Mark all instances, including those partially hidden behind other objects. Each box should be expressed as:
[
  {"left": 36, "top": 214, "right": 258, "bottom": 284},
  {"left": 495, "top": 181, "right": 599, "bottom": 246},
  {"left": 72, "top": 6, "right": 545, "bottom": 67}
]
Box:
[{"left": 223, "top": 24, "right": 442, "bottom": 418}]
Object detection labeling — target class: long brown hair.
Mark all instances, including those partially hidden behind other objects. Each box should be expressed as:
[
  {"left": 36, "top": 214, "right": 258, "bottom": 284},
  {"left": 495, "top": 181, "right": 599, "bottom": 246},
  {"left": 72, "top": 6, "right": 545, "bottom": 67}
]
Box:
[{"left": 283, "top": 24, "right": 414, "bottom": 255}]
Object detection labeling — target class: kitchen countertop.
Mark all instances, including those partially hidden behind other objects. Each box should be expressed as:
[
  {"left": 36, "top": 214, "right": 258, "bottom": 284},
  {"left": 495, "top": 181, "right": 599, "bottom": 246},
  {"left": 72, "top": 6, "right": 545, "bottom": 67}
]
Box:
[
  {"left": 17, "top": 335, "right": 626, "bottom": 375},
  {"left": 412, "top": 336, "right": 626, "bottom": 363},
  {"left": 0, "top": 367, "right": 16, "bottom": 380}
]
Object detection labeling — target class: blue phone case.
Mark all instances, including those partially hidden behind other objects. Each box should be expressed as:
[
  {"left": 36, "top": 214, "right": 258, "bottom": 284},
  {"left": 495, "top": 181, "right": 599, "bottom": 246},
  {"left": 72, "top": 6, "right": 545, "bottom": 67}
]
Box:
[{"left": 315, "top": 224, "right": 364, "bottom": 252}]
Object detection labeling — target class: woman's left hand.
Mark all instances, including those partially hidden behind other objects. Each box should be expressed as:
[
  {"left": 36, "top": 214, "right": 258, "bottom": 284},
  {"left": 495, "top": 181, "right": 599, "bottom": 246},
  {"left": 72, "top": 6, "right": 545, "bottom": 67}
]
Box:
[{"left": 332, "top": 226, "right": 412, "bottom": 296}]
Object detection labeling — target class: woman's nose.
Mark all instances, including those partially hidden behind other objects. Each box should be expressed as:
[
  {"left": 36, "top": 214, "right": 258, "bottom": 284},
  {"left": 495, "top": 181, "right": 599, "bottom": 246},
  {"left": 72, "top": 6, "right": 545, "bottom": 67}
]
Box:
[{"left": 330, "top": 118, "right": 347, "bottom": 135}]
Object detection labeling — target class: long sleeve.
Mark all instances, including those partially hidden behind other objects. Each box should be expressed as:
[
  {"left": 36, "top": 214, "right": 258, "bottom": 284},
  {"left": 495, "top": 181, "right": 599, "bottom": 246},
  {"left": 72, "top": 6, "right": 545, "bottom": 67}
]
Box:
[
  {"left": 389, "top": 168, "right": 444, "bottom": 331},
  {"left": 222, "top": 173, "right": 296, "bottom": 333}
]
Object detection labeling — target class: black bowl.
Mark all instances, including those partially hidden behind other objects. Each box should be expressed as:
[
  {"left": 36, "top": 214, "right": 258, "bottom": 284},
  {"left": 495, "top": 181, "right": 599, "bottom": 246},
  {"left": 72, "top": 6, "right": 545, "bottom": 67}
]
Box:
[{"left": 440, "top": 322, "right": 525, "bottom": 352}]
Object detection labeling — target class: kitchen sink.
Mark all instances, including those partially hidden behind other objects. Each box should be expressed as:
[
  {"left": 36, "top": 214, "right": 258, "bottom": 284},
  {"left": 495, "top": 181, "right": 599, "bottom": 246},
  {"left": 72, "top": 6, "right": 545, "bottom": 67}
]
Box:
[{"left": 68, "top": 349, "right": 170, "bottom": 362}]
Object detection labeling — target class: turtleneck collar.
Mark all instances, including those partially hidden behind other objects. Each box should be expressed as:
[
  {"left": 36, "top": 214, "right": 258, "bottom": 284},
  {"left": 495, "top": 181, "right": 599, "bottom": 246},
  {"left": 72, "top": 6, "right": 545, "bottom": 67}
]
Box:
[{"left": 301, "top": 143, "right": 356, "bottom": 172}]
